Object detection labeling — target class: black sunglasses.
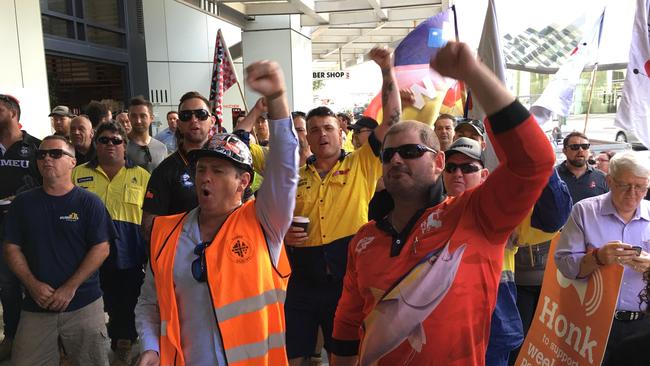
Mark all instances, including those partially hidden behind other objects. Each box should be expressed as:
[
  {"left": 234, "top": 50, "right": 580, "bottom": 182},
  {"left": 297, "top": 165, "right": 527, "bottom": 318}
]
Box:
[
  {"left": 381, "top": 144, "right": 437, "bottom": 163},
  {"left": 191, "top": 241, "right": 212, "bottom": 282},
  {"left": 567, "top": 143, "right": 590, "bottom": 151},
  {"left": 97, "top": 136, "right": 124, "bottom": 145},
  {"left": 36, "top": 149, "right": 74, "bottom": 160},
  {"left": 179, "top": 109, "right": 210, "bottom": 122},
  {"left": 140, "top": 145, "right": 152, "bottom": 163},
  {"left": 444, "top": 162, "right": 481, "bottom": 174}
]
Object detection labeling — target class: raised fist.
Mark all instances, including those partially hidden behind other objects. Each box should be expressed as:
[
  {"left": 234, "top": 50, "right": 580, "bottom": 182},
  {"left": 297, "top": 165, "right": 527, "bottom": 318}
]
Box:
[
  {"left": 368, "top": 47, "right": 394, "bottom": 71},
  {"left": 246, "top": 61, "right": 286, "bottom": 99},
  {"left": 430, "top": 41, "right": 478, "bottom": 80}
]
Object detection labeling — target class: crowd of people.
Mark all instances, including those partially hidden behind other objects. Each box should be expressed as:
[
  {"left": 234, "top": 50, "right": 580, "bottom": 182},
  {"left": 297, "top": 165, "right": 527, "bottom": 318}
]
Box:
[{"left": 0, "top": 40, "right": 649, "bottom": 366}]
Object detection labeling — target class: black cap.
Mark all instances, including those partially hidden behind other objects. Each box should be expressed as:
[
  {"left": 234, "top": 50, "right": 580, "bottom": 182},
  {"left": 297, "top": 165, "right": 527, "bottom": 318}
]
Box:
[{"left": 349, "top": 116, "right": 378, "bottom": 131}]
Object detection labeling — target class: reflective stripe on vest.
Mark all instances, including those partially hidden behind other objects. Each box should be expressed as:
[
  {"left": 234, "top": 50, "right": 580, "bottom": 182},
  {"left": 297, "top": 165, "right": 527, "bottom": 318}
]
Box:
[
  {"left": 215, "top": 288, "right": 287, "bottom": 322},
  {"left": 225, "top": 332, "right": 286, "bottom": 364}
]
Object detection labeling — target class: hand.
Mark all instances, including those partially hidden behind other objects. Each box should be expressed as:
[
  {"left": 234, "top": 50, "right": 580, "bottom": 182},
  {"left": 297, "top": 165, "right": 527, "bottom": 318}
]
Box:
[
  {"left": 368, "top": 47, "right": 394, "bottom": 71},
  {"left": 44, "top": 283, "right": 77, "bottom": 312},
  {"left": 284, "top": 226, "right": 308, "bottom": 246},
  {"left": 253, "top": 97, "right": 267, "bottom": 113},
  {"left": 400, "top": 89, "right": 415, "bottom": 107},
  {"left": 596, "top": 241, "right": 638, "bottom": 266},
  {"left": 430, "top": 41, "right": 479, "bottom": 80},
  {"left": 627, "top": 252, "right": 650, "bottom": 273},
  {"left": 246, "top": 61, "right": 286, "bottom": 100},
  {"left": 136, "top": 350, "right": 160, "bottom": 366},
  {"left": 26, "top": 280, "right": 55, "bottom": 309}
]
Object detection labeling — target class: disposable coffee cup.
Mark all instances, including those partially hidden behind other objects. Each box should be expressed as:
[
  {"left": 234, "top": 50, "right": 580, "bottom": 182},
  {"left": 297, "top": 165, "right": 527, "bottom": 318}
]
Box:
[{"left": 292, "top": 216, "right": 310, "bottom": 232}]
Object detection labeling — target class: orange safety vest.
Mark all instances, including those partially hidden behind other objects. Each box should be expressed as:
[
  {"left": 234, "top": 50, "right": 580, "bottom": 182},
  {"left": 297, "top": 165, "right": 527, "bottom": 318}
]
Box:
[{"left": 150, "top": 200, "right": 291, "bottom": 366}]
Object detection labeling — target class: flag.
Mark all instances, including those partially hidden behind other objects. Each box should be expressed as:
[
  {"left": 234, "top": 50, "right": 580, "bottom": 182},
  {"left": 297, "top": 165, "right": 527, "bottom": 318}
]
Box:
[
  {"left": 467, "top": 0, "right": 507, "bottom": 172},
  {"left": 468, "top": 0, "right": 507, "bottom": 122},
  {"left": 529, "top": 9, "right": 606, "bottom": 125},
  {"left": 209, "top": 29, "right": 239, "bottom": 132},
  {"left": 614, "top": 0, "right": 650, "bottom": 147},
  {"left": 364, "top": 9, "right": 457, "bottom": 125}
]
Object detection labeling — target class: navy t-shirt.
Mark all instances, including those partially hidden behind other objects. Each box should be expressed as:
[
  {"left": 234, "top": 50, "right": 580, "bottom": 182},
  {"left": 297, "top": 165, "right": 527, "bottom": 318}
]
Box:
[{"left": 3, "top": 186, "right": 116, "bottom": 312}]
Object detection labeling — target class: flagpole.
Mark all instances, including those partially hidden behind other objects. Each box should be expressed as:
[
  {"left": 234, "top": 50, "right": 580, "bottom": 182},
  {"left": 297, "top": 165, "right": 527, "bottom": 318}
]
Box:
[{"left": 582, "top": 63, "right": 599, "bottom": 134}]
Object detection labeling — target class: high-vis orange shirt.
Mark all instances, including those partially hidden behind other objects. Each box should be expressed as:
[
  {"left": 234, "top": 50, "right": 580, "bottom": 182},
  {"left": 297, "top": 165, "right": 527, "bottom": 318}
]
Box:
[{"left": 332, "top": 101, "right": 556, "bottom": 366}]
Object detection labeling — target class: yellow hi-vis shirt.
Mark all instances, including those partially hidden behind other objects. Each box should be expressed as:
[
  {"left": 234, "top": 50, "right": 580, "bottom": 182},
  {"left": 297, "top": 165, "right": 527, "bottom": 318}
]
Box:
[
  {"left": 295, "top": 142, "right": 382, "bottom": 247},
  {"left": 72, "top": 162, "right": 150, "bottom": 225}
]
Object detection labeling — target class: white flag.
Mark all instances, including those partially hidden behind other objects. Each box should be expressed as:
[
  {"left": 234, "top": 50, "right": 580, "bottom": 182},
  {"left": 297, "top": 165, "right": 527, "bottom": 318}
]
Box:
[
  {"left": 614, "top": 0, "right": 650, "bottom": 148},
  {"left": 468, "top": 0, "right": 506, "bottom": 171},
  {"left": 530, "top": 10, "right": 605, "bottom": 125}
]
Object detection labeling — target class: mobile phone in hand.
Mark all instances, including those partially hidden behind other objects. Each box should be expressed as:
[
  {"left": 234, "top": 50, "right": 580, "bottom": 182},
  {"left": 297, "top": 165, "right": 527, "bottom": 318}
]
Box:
[{"left": 632, "top": 246, "right": 642, "bottom": 256}]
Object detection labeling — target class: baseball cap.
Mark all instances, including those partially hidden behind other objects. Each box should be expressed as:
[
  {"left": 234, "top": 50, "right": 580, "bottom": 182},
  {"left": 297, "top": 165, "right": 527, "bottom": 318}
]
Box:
[
  {"left": 455, "top": 118, "right": 485, "bottom": 136},
  {"left": 349, "top": 116, "right": 378, "bottom": 131},
  {"left": 49, "top": 105, "right": 74, "bottom": 117},
  {"left": 445, "top": 137, "right": 483, "bottom": 162},
  {"left": 188, "top": 133, "right": 253, "bottom": 172}
]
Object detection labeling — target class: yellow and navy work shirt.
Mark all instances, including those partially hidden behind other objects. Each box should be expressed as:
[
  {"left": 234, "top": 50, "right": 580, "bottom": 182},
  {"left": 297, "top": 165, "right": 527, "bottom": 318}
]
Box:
[
  {"left": 296, "top": 141, "right": 381, "bottom": 247},
  {"left": 72, "top": 160, "right": 150, "bottom": 269}
]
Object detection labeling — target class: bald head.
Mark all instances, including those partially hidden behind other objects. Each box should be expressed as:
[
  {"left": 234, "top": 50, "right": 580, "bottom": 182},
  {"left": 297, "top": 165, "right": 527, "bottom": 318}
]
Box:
[{"left": 70, "top": 115, "right": 94, "bottom": 152}]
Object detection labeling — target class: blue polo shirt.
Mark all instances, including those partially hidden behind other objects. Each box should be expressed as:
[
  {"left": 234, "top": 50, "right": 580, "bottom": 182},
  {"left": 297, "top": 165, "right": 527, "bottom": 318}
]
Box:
[
  {"left": 555, "top": 161, "right": 608, "bottom": 204},
  {"left": 4, "top": 186, "right": 116, "bottom": 312}
]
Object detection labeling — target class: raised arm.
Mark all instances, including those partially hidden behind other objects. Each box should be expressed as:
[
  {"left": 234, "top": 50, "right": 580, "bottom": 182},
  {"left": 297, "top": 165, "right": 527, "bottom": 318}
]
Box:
[
  {"left": 246, "top": 61, "right": 298, "bottom": 265},
  {"left": 370, "top": 47, "right": 401, "bottom": 142},
  {"left": 430, "top": 41, "right": 513, "bottom": 115},
  {"left": 234, "top": 97, "right": 266, "bottom": 132},
  {"left": 431, "top": 41, "right": 555, "bottom": 240}
]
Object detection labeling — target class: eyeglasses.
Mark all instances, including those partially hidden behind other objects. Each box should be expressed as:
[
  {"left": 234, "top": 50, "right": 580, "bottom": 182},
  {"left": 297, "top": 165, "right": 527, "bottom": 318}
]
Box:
[
  {"left": 179, "top": 109, "right": 210, "bottom": 122},
  {"left": 97, "top": 136, "right": 124, "bottom": 145},
  {"left": 567, "top": 143, "right": 590, "bottom": 151},
  {"left": 612, "top": 178, "right": 649, "bottom": 193},
  {"left": 444, "top": 162, "right": 481, "bottom": 174},
  {"left": 36, "top": 149, "right": 74, "bottom": 160},
  {"left": 381, "top": 144, "right": 437, "bottom": 163},
  {"left": 353, "top": 128, "right": 373, "bottom": 135},
  {"left": 191, "top": 241, "right": 212, "bottom": 282}
]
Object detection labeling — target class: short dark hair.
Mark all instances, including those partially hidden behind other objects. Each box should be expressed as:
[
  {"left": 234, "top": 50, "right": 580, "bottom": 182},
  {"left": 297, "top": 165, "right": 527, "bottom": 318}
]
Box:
[
  {"left": 128, "top": 96, "right": 154, "bottom": 116},
  {"left": 178, "top": 91, "right": 210, "bottom": 112},
  {"left": 0, "top": 94, "right": 21, "bottom": 121},
  {"left": 42, "top": 134, "right": 75, "bottom": 155},
  {"left": 95, "top": 121, "right": 128, "bottom": 143},
  {"left": 306, "top": 107, "right": 338, "bottom": 128},
  {"left": 599, "top": 150, "right": 616, "bottom": 160},
  {"left": 336, "top": 112, "right": 353, "bottom": 124},
  {"left": 85, "top": 101, "right": 109, "bottom": 128},
  {"left": 167, "top": 110, "right": 178, "bottom": 118},
  {"left": 435, "top": 113, "right": 456, "bottom": 124},
  {"left": 291, "top": 111, "right": 306, "bottom": 119},
  {"left": 563, "top": 131, "right": 589, "bottom": 147}
]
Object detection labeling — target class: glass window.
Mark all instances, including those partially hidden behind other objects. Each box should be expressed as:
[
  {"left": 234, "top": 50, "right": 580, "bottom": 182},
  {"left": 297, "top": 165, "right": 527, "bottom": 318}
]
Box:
[
  {"left": 42, "top": 15, "right": 74, "bottom": 38},
  {"left": 82, "top": 0, "right": 121, "bottom": 28},
  {"left": 86, "top": 26, "right": 124, "bottom": 48},
  {"left": 40, "top": 0, "right": 72, "bottom": 15}
]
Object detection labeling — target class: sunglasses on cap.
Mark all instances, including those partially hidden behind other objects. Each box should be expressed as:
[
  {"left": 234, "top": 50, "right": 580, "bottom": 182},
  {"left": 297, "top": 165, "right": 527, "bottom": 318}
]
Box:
[
  {"left": 567, "top": 143, "right": 590, "bottom": 151},
  {"left": 191, "top": 241, "right": 212, "bottom": 282},
  {"left": 97, "top": 136, "right": 124, "bottom": 145},
  {"left": 444, "top": 162, "right": 481, "bottom": 174},
  {"left": 36, "top": 149, "right": 74, "bottom": 160},
  {"left": 381, "top": 144, "right": 437, "bottom": 163},
  {"left": 179, "top": 109, "right": 210, "bottom": 122}
]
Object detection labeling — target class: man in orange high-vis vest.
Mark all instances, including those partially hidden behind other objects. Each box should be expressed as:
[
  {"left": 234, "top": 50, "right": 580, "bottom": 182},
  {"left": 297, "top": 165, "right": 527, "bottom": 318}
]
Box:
[{"left": 134, "top": 60, "right": 298, "bottom": 366}]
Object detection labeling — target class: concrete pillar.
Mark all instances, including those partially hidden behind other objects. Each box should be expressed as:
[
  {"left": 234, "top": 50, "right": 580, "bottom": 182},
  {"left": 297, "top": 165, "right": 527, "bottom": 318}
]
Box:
[
  {"left": 0, "top": 0, "right": 51, "bottom": 138},
  {"left": 242, "top": 15, "right": 313, "bottom": 114}
]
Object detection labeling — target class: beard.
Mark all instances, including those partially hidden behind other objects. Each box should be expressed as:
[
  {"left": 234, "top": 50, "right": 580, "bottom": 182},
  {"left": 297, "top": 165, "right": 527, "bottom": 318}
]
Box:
[{"left": 567, "top": 157, "right": 586, "bottom": 168}]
